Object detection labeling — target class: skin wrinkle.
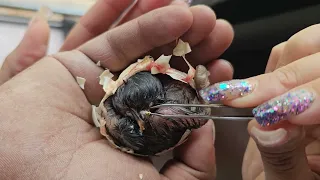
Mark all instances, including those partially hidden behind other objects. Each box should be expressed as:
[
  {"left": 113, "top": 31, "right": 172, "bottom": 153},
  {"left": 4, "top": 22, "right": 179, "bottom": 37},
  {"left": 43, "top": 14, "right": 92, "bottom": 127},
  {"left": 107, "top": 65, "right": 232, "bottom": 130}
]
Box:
[
  {"left": 22, "top": 122, "right": 99, "bottom": 179},
  {"left": 174, "top": 160, "right": 208, "bottom": 179},
  {"left": 105, "top": 32, "right": 131, "bottom": 71},
  {"left": 0, "top": 58, "right": 96, "bottom": 179},
  {"left": 56, "top": 127, "right": 80, "bottom": 179},
  {"left": 79, "top": 0, "right": 128, "bottom": 36}
]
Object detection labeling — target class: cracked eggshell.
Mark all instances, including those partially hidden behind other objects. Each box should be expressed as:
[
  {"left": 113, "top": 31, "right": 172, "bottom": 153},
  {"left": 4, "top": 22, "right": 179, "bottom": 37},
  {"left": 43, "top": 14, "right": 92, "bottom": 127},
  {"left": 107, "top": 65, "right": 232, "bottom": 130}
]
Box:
[{"left": 93, "top": 39, "right": 201, "bottom": 156}]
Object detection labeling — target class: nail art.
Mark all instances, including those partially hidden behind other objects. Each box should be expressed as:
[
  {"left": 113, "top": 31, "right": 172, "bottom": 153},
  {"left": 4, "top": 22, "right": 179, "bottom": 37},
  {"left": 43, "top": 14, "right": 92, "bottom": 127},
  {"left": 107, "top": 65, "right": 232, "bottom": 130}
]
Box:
[
  {"left": 253, "top": 89, "right": 315, "bottom": 127},
  {"left": 198, "top": 80, "right": 254, "bottom": 103}
]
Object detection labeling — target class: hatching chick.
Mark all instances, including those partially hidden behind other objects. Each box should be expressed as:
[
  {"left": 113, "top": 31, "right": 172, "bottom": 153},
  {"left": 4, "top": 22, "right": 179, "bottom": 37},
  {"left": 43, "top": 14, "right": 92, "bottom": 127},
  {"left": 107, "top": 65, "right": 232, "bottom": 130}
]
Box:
[{"left": 98, "top": 65, "right": 211, "bottom": 156}]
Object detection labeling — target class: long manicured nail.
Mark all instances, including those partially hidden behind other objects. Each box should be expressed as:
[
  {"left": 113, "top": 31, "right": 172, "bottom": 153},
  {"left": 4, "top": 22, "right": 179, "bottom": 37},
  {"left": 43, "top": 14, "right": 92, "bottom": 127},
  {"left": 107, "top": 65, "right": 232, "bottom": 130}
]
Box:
[
  {"left": 28, "top": 6, "right": 52, "bottom": 27},
  {"left": 250, "top": 126, "right": 287, "bottom": 146},
  {"left": 199, "top": 80, "right": 255, "bottom": 103},
  {"left": 253, "top": 89, "right": 315, "bottom": 127}
]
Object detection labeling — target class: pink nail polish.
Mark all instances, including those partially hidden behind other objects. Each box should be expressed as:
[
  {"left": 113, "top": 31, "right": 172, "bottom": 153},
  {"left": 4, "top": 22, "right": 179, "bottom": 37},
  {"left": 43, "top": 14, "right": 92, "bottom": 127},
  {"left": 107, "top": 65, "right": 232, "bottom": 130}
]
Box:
[
  {"left": 253, "top": 89, "right": 315, "bottom": 126},
  {"left": 199, "top": 80, "right": 254, "bottom": 103}
]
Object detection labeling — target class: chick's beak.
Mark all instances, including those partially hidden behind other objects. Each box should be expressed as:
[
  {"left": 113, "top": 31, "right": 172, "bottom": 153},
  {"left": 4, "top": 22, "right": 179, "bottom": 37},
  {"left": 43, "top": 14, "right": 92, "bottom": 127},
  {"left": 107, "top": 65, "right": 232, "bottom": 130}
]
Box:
[{"left": 131, "top": 110, "right": 145, "bottom": 133}]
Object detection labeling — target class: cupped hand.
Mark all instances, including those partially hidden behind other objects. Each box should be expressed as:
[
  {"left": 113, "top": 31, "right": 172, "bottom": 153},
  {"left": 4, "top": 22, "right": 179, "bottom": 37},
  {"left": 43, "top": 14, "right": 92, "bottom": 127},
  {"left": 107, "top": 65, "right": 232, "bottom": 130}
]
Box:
[
  {"left": 0, "top": 0, "right": 234, "bottom": 86},
  {"left": 198, "top": 24, "right": 320, "bottom": 180},
  {"left": 0, "top": 6, "right": 231, "bottom": 179}
]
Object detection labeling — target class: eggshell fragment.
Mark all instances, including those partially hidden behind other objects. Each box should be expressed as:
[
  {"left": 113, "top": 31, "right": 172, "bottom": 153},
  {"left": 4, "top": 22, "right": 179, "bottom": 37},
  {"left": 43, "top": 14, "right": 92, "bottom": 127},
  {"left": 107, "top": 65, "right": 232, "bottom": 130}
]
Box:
[
  {"left": 76, "top": 77, "right": 86, "bottom": 89},
  {"left": 151, "top": 55, "right": 172, "bottom": 74},
  {"left": 173, "top": 39, "right": 192, "bottom": 56}
]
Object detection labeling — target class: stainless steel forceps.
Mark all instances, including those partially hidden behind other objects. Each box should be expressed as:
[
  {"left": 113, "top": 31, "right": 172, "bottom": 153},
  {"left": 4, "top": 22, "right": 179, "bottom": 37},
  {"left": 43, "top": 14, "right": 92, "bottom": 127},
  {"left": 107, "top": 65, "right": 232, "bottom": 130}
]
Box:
[{"left": 148, "top": 103, "right": 255, "bottom": 121}]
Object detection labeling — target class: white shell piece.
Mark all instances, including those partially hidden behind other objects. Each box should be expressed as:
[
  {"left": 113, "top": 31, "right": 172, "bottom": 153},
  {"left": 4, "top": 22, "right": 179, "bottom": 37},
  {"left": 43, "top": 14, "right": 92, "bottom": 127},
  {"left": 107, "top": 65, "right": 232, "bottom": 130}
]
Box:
[
  {"left": 151, "top": 55, "right": 172, "bottom": 74},
  {"left": 76, "top": 76, "right": 86, "bottom": 89},
  {"left": 91, "top": 105, "right": 101, "bottom": 127},
  {"left": 173, "top": 39, "right": 192, "bottom": 56}
]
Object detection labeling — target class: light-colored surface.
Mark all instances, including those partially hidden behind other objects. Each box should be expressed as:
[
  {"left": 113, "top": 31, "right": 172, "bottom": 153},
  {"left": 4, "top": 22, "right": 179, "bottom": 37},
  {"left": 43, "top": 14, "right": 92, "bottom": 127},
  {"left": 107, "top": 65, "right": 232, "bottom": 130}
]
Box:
[
  {"left": 0, "top": 0, "right": 94, "bottom": 16},
  {"left": 0, "top": 21, "right": 64, "bottom": 65}
]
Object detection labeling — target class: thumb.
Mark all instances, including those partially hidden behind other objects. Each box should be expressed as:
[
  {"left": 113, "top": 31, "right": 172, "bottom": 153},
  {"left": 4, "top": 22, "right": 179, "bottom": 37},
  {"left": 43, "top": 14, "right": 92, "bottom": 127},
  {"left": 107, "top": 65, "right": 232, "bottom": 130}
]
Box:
[
  {"left": 0, "top": 7, "right": 51, "bottom": 85},
  {"left": 248, "top": 120, "right": 318, "bottom": 180}
]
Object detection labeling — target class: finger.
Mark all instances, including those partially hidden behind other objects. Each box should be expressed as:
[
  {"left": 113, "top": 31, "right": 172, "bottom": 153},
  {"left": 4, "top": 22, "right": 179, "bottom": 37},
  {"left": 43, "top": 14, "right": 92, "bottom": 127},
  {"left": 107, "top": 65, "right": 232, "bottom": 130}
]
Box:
[
  {"left": 181, "top": 5, "right": 216, "bottom": 47},
  {"left": 60, "top": 0, "right": 135, "bottom": 51},
  {"left": 201, "top": 52, "right": 320, "bottom": 127},
  {"left": 160, "top": 120, "right": 216, "bottom": 180},
  {"left": 52, "top": 50, "right": 104, "bottom": 107},
  {"left": 265, "top": 41, "right": 286, "bottom": 73},
  {"left": 187, "top": 19, "right": 234, "bottom": 66},
  {"left": 54, "top": 6, "right": 192, "bottom": 105},
  {"left": 242, "top": 137, "right": 264, "bottom": 180},
  {"left": 206, "top": 59, "right": 234, "bottom": 83},
  {"left": 150, "top": 4, "right": 217, "bottom": 69},
  {"left": 78, "top": 6, "right": 193, "bottom": 72},
  {"left": 198, "top": 52, "right": 320, "bottom": 111},
  {"left": 248, "top": 120, "right": 319, "bottom": 180},
  {"left": 117, "top": 0, "right": 183, "bottom": 26},
  {"left": 276, "top": 24, "right": 320, "bottom": 69},
  {"left": 60, "top": 0, "right": 177, "bottom": 51},
  {"left": 0, "top": 7, "right": 50, "bottom": 85}
]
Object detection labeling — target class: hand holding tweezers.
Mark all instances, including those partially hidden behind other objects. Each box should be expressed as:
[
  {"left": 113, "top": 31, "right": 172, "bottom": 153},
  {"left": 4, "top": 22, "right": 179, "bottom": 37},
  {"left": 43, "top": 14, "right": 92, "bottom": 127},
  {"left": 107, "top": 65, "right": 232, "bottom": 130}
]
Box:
[{"left": 148, "top": 103, "right": 254, "bottom": 121}]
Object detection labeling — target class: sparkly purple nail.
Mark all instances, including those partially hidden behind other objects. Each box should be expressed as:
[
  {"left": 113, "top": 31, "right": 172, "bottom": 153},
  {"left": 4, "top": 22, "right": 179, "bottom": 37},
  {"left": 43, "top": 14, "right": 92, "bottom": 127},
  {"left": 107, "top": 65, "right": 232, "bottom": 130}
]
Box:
[
  {"left": 253, "top": 89, "right": 315, "bottom": 127},
  {"left": 198, "top": 80, "right": 254, "bottom": 103}
]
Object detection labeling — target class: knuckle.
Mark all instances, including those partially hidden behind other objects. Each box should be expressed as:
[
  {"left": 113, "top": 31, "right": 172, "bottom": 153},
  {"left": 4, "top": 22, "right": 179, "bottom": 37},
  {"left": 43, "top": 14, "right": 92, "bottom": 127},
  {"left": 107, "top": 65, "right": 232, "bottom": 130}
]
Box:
[
  {"left": 274, "top": 66, "right": 300, "bottom": 90},
  {"left": 104, "top": 33, "right": 128, "bottom": 70},
  {"left": 287, "top": 24, "right": 320, "bottom": 54},
  {"left": 271, "top": 42, "right": 286, "bottom": 57},
  {"left": 136, "top": 18, "right": 156, "bottom": 49},
  {"left": 259, "top": 148, "right": 296, "bottom": 172}
]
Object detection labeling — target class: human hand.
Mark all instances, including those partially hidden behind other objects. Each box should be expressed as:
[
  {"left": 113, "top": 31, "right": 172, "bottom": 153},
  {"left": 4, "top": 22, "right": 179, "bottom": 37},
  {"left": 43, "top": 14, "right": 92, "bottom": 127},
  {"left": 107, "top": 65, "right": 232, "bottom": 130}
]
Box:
[
  {"left": 198, "top": 24, "right": 320, "bottom": 180},
  {"left": 0, "top": 6, "right": 232, "bottom": 179},
  {"left": 0, "top": 0, "right": 234, "bottom": 87}
]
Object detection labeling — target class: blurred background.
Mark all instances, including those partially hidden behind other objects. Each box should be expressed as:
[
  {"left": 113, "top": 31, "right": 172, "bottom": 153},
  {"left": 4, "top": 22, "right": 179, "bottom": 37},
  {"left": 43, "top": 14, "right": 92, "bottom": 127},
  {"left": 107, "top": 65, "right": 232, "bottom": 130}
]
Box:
[
  {"left": 1, "top": 0, "right": 320, "bottom": 77},
  {"left": 1, "top": 0, "right": 320, "bottom": 179}
]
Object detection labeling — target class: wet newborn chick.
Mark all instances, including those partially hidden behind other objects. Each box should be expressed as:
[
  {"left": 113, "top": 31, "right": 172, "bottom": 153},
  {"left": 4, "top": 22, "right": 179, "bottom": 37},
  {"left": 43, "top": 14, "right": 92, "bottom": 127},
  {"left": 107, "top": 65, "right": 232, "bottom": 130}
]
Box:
[
  {"left": 92, "top": 39, "right": 212, "bottom": 156},
  {"left": 101, "top": 71, "right": 209, "bottom": 156}
]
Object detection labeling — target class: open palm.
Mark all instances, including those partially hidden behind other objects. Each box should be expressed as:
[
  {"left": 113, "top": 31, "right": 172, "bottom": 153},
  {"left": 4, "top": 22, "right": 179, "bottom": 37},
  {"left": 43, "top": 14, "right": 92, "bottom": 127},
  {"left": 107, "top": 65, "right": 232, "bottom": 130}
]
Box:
[{"left": 0, "top": 6, "right": 232, "bottom": 179}]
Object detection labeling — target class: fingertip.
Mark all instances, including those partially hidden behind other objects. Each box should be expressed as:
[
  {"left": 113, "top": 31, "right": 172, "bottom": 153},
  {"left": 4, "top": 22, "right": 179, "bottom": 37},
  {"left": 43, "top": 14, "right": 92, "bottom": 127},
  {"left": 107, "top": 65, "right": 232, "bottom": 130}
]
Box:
[
  {"left": 188, "top": 19, "right": 234, "bottom": 65},
  {"left": 190, "top": 5, "right": 217, "bottom": 27},
  {"left": 206, "top": 59, "right": 234, "bottom": 83},
  {"left": 180, "top": 5, "right": 216, "bottom": 45},
  {"left": 173, "top": 120, "right": 215, "bottom": 172},
  {"left": 215, "top": 19, "right": 234, "bottom": 47},
  {"left": 161, "top": 6, "right": 193, "bottom": 37},
  {"left": 1, "top": 12, "right": 50, "bottom": 81}
]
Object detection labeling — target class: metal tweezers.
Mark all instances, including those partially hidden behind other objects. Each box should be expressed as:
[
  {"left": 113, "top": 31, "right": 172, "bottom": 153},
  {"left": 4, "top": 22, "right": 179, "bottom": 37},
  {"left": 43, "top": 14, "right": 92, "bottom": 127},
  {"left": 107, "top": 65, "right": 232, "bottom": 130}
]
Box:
[{"left": 149, "top": 104, "right": 254, "bottom": 121}]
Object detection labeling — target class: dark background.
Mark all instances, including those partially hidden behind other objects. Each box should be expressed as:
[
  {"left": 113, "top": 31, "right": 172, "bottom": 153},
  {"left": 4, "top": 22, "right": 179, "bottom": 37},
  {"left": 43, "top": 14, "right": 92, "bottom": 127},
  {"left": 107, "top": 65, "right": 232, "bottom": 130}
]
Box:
[
  {"left": 210, "top": 0, "right": 320, "bottom": 78},
  {"left": 206, "top": 1, "right": 320, "bottom": 179}
]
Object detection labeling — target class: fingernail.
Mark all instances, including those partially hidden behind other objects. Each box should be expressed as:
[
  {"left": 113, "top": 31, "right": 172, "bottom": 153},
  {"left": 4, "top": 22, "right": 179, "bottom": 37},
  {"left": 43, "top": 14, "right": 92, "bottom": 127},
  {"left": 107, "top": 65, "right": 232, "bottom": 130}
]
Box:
[
  {"left": 28, "top": 6, "right": 53, "bottom": 27},
  {"left": 251, "top": 126, "right": 287, "bottom": 146},
  {"left": 253, "top": 89, "right": 315, "bottom": 127},
  {"left": 199, "top": 80, "right": 255, "bottom": 103}
]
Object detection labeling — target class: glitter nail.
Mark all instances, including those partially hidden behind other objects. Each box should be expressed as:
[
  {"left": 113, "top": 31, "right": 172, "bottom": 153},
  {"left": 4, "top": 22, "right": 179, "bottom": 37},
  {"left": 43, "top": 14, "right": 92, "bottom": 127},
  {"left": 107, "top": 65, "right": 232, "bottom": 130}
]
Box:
[
  {"left": 198, "top": 80, "right": 254, "bottom": 103},
  {"left": 253, "top": 89, "right": 315, "bottom": 127}
]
